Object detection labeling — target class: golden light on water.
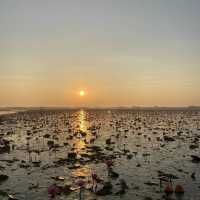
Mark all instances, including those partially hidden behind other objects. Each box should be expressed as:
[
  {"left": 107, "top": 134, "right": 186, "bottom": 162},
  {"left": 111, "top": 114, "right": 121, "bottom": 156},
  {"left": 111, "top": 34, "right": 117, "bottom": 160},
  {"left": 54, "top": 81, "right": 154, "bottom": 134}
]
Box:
[
  {"left": 79, "top": 110, "right": 86, "bottom": 131},
  {"left": 74, "top": 110, "right": 89, "bottom": 153}
]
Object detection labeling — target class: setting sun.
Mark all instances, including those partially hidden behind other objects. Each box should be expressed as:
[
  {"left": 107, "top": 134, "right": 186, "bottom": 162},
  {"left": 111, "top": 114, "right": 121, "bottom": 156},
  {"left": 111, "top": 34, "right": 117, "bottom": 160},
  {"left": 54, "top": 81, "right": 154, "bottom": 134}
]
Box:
[{"left": 79, "top": 90, "right": 85, "bottom": 96}]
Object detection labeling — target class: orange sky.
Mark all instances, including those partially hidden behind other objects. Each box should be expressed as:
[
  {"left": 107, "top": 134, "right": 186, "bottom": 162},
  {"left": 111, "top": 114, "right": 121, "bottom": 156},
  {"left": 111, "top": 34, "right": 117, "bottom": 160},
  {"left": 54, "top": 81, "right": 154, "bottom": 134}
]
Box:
[{"left": 0, "top": 1, "right": 200, "bottom": 107}]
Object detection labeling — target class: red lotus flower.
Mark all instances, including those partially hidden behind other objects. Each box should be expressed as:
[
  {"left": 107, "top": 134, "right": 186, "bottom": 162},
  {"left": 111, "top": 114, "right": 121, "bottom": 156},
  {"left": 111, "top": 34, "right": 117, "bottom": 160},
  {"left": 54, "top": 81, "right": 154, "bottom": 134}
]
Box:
[
  {"left": 175, "top": 184, "right": 184, "bottom": 193},
  {"left": 164, "top": 184, "right": 173, "bottom": 194}
]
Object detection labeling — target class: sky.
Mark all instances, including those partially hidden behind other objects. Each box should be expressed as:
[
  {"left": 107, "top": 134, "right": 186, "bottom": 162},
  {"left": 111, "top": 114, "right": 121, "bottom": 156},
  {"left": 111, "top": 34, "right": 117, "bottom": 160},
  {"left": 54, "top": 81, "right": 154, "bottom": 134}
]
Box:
[{"left": 0, "top": 0, "right": 200, "bottom": 107}]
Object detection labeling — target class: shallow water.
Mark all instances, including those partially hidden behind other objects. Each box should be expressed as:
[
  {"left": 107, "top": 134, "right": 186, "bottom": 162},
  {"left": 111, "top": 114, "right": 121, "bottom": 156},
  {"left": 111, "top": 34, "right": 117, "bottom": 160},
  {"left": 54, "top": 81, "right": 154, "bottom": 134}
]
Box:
[{"left": 0, "top": 109, "right": 200, "bottom": 200}]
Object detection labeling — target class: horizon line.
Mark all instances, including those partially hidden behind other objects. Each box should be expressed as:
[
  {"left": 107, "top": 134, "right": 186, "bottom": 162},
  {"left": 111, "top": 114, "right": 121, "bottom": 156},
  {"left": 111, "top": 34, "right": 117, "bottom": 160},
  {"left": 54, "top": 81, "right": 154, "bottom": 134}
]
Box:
[{"left": 1, "top": 105, "right": 200, "bottom": 109}]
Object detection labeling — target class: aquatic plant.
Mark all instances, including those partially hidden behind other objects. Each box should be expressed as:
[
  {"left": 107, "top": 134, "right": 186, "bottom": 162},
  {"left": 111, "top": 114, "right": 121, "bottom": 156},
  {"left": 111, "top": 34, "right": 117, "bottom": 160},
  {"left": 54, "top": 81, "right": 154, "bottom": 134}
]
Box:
[{"left": 76, "top": 179, "right": 86, "bottom": 200}]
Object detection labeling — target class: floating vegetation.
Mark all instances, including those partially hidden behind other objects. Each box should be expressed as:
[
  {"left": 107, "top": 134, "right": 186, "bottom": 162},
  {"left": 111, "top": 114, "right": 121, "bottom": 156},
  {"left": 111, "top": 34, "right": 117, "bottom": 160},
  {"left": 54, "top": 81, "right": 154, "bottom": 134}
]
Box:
[{"left": 0, "top": 109, "right": 200, "bottom": 199}]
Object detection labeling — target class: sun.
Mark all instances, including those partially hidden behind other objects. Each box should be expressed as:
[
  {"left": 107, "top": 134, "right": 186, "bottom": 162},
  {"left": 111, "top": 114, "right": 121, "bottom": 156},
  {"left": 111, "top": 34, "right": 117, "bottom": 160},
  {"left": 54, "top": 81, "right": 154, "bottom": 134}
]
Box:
[{"left": 79, "top": 90, "right": 85, "bottom": 96}]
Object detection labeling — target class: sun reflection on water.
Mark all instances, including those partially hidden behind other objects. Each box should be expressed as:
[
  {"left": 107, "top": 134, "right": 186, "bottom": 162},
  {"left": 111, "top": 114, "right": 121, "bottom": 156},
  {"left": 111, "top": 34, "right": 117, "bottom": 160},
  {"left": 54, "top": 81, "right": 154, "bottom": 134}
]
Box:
[
  {"left": 79, "top": 109, "right": 86, "bottom": 132},
  {"left": 73, "top": 110, "right": 91, "bottom": 153}
]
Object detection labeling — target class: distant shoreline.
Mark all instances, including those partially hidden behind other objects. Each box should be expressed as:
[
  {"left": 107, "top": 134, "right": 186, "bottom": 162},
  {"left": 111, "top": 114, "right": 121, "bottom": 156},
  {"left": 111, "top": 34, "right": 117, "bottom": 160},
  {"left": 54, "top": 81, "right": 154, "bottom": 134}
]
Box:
[
  {"left": 1, "top": 106, "right": 200, "bottom": 112},
  {"left": 0, "top": 109, "right": 27, "bottom": 116},
  {"left": 0, "top": 111, "right": 17, "bottom": 116}
]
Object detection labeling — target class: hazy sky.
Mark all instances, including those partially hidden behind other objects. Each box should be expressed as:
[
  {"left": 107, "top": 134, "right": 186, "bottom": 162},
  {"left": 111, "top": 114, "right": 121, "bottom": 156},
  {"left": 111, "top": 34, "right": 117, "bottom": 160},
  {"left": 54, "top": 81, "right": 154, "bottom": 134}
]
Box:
[{"left": 0, "top": 0, "right": 200, "bottom": 107}]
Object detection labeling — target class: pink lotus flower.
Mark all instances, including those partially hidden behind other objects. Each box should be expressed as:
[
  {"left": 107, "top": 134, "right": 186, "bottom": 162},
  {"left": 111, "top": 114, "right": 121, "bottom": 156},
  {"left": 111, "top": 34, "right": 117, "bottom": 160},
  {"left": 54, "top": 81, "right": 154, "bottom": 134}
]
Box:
[
  {"left": 48, "top": 184, "right": 60, "bottom": 198},
  {"left": 0, "top": 139, "right": 5, "bottom": 145},
  {"left": 76, "top": 179, "right": 85, "bottom": 188},
  {"left": 76, "top": 179, "right": 86, "bottom": 200},
  {"left": 92, "top": 173, "right": 98, "bottom": 180},
  {"left": 105, "top": 159, "right": 113, "bottom": 168}
]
